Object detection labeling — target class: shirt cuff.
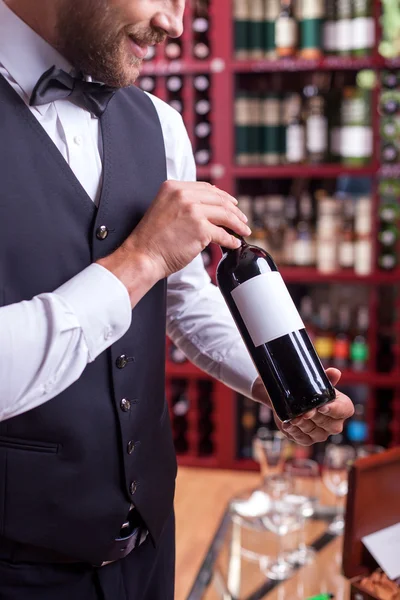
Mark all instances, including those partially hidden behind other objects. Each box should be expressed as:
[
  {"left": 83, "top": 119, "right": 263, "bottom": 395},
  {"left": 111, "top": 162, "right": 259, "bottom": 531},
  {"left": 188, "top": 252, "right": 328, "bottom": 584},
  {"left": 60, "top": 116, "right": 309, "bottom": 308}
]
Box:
[
  {"left": 54, "top": 263, "right": 132, "bottom": 361},
  {"left": 219, "top": 340, "right": 260, "bottom": 399}
]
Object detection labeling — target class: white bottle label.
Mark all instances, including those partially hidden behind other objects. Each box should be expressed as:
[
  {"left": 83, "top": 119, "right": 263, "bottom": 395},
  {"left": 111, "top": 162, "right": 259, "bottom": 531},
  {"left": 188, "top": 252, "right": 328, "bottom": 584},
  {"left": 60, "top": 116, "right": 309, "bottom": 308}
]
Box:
[
  {"left": 340, "top": 126, "right": 373, "bottom": 158},
  {"left": 306, "top": 115, "right": 328, "bottom": 153},
  {"left": 354, "top": 240, "right": 372, "bottom": 275},
  {"left": 323, "top": 22, "right": 337, "bottom": 51},
  {"left": 276, "top": 18, "right": 297, "bottom": 48},
  {"left": 352, "top": 17, "right": 375, "bottom": 49},
  {"left": 231, "top": 272, "right": 305, "bottom": 347},
  {"left": 336, "top": 20, "right": 352, "bottom": 51},
  {"left": 286, "top": 124, "right": 305, "bottom": 162}
]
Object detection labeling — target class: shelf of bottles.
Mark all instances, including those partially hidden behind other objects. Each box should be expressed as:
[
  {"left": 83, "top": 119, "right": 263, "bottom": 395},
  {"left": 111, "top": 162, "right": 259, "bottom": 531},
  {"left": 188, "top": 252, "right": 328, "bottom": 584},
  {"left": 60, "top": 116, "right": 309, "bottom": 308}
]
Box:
[{"left": 137, "top": 0, "right": 400, "bottom": 469}]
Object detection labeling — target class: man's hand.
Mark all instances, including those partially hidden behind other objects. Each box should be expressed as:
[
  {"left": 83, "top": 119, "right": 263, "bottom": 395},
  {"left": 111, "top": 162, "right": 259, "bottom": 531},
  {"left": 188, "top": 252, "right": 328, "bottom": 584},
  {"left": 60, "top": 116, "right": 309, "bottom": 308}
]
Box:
[{"left": 252, "top": 368, "right": 354, "bottom": 446}]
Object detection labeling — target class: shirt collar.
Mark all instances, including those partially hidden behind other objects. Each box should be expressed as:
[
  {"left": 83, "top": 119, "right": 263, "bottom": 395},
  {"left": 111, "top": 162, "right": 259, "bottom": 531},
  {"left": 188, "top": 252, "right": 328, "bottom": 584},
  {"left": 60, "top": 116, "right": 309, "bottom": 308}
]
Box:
[{"left": 0, "top": 0, "right": 72, "bottom": 115}]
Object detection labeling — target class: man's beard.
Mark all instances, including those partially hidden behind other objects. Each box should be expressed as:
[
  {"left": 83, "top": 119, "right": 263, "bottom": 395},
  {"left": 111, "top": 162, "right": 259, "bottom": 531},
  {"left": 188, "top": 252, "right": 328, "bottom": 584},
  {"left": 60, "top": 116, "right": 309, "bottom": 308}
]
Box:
[{"left": 55, "top": 0, "right": 165, "bottom": 88}]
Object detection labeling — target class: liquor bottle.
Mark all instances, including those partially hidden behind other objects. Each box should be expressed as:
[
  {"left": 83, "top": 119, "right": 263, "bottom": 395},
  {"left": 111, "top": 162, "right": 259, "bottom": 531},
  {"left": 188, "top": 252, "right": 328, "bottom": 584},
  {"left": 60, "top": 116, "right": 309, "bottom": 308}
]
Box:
[
  {"left": 316, "top": 195, "right": 338, "bottom": 274},
  {"left": 261, "top": 93, "right": 282, "bottom": 165},
  {"left": 333, "top": 305, "right": 351, "bottom": 370},
  {"left": 275, "top": 0, "right": 298, "bottom": 58},
  {"left": 293, "top": 191, "right": 315, "bottom": 266},
  {"left": 382, "top": 142, "right": 400, "bottom": 164},
  {"left": 350, "top": 306, "right": 369, "bottom": 371},
  {"left": 166, "top": 75, "right": 184, "bottom": 115},
  {"left": 346, "top": 403, "right": 368, "bottom": 447},
  {"left": 264, "top": 0, "right": 281, "bottom": 58},
  {"left": 283, "top": 195, "right": 298, "bottom": 265},
  {"left": 285, "top": 93, "right": 306, "bottom": 164},
  {"left": 193, "top": 75, "right": 210, "bottom": 93},
  {"left": 340, "top": 87, "right": 373, "bottom": 167},
  {"left": 248, "top": 0, "right": 264, "bottom": 59},
  {"left": 354, "top": 196, "right": 372, "bottom": 275},
  {"left": 336, "top": 0, "right": 352, "bottom": 57},
  {"left": 235, "top": 92, "right": 251, "bottom": 164},
  {"left": 338, "top": 194, "right": 355, "bottom": 269},
  {"left": 137, "top": 76, "right": 156, "bottom": 94},
  {"left": 381, "top": 118, "right": 400, "bottom": 144},
  {"left": 165, "top": 38, "right": 182, "bottom": 60},
  {"left": 193, "top": 15, "right": 211, "bottom": 60},
  {"left": 379, "top": 249, "right": 398, "bottom": 270},
  {"left": 248, "top": 92, "right": 261, "bottom": 164},
  {"left": 313, "top": 304, "right": 335, "bottom": 369},
  {"left": 216, "top": 235, "right": 335, "bottom": 423},
  {"left": 264, "top": 196, "right": 286, "bottom": 264},
  {"left": 299, "top": 0, "right": 324, "bottom": 59},
  {"left": 352, "top": 0, "right": 375, "bottom": 57},
  {"left": 299, "top": 295, "right": 316, "bottom": 341},
  {"left": 194, "top": 140, "right": 212, "bottom": 166},
  {"left": 323, "top": 0, "right": 337, "bottom": 55},
  {"left": 379, "top": 92, "right": 400, "bottom": 116},
  {"left": 234, "top": 0, "right": 250, "bottom": 60},
  {"left": 304, "top": 76, "right": 328, "bottom": 163}
]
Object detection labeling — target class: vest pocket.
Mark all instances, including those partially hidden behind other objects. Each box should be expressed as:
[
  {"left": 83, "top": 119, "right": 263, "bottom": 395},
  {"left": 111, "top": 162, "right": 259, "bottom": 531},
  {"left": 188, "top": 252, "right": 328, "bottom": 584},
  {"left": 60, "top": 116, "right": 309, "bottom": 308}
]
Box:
[{"left": 0, "top": 436, "right": 59, "bottom": 454}]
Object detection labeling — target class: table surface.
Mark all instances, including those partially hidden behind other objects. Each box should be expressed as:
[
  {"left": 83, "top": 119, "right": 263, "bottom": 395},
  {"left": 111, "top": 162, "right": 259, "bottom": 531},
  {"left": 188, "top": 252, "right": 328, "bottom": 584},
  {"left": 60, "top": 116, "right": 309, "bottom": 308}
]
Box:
[{"left": 175, "top": 467, "right": 351, "bottom": 600}]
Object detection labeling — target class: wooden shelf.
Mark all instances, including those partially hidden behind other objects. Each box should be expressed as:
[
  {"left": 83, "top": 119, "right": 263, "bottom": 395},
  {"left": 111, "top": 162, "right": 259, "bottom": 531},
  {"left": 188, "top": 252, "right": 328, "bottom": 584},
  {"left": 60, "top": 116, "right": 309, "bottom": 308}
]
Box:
[
  {"left": 232, "top": 56, "right": 378, "bottom": 73},
  {"left": 141, "top": 59, "right": 221, "bottom": 76},
  {"left": 233, "top": 164, "right": 377, "bottom": 179}
]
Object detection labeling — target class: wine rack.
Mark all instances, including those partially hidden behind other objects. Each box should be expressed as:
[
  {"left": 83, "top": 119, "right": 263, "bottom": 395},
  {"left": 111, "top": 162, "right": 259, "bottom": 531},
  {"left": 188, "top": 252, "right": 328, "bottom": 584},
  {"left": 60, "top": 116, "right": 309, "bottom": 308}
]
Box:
[{"left": 141, "top": 0, "right": 400, "bottom": 470}]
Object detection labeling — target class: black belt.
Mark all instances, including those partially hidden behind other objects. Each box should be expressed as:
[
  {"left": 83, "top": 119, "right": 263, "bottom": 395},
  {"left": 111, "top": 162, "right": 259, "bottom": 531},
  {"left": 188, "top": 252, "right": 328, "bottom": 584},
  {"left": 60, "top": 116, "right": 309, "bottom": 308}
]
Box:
[{"left": 0, "top": 507, "right": 148, "bottom": 567}]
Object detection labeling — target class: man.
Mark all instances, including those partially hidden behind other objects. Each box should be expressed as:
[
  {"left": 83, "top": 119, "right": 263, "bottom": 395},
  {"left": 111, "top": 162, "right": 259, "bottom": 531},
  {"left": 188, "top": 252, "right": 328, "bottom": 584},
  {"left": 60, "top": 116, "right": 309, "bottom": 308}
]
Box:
[{"left": 0, "top": 0, "right": 354, "bottom": 598}]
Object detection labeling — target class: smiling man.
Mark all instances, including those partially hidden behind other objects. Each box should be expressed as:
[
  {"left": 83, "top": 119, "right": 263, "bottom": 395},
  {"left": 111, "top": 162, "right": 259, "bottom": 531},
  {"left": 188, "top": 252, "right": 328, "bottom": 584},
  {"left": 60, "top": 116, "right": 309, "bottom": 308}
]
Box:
[{"left": 0, "top": 1, "right": 354, "bottom": 599}]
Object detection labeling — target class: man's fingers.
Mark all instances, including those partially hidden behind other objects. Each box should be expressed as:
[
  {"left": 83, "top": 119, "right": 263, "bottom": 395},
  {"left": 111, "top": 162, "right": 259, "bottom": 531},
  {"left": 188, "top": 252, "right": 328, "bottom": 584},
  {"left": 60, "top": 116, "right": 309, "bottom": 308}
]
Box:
[
  {"left": 325, "top": 367, "right": 342, "bottom": 387},
  {"left": 317, "top": 392, "right": 355, "bottom": 420}
]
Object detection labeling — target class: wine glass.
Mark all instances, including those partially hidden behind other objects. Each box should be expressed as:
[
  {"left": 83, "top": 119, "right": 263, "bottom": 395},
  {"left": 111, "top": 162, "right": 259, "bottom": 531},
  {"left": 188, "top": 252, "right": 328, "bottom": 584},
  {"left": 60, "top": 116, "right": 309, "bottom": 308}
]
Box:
[
  {"left": 284, "top": 458, "right": 320, "bottom": 564},
  {"left": 260, "top": 474, "right": 299, "bottom": 580},
  {"left": 322, "top": 444, "right": 356, "bottom": 534},
  {"left": 253, "top": 429, "right": 289, "bottom": 481}
]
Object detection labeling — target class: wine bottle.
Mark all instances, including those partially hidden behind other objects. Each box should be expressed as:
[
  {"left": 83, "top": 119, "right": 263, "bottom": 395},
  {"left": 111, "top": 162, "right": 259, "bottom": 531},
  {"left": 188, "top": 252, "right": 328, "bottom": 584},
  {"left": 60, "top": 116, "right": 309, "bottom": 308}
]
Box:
[
  {"left": 275, "top": 0, "right": 298, "bottom": 58},
  {"left": 216, "top": 236, "right": 335, "bottom": 422},
  {"left": 285, "top": 93, "right": 306, "bottom": 164},
  {"left": 299, "top": 0, "right": 324, "bottom": 60},
  {"left": 333, "top": 304, "right": 351, "bottom": 370},
  {"left": 352, "top": 0, "right": 375, "bottom": 57}
]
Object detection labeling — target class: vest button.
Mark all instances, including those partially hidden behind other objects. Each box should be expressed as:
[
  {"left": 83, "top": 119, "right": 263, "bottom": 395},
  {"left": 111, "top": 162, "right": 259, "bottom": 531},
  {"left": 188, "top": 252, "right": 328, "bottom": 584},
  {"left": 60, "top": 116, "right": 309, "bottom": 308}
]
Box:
[
  {"left": 120, "top": 398, "right": 131, "bottom": 412},
  {"left": 130, "top": 481, "right": 138, "bottom": 495},
  {"left": 96, "top": 225, "right": 109, "bottom": 240},
  {"left": 127, "top": 440, "right": 136, "bottom": 454},
  {"left": 116, "top": 354, "right": 128, "bottom": 369}
]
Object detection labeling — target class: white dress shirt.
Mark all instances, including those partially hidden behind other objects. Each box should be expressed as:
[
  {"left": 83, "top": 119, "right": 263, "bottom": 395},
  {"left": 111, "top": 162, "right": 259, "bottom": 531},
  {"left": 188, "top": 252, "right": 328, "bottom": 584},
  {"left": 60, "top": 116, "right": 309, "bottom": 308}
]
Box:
[{"left": 0, "top": 0, "right": 258, "bottom": 422}]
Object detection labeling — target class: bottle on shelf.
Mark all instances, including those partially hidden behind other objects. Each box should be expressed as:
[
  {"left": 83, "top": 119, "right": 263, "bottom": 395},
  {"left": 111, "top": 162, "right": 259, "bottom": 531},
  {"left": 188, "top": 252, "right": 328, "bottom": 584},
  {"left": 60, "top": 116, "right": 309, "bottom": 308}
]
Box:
[
  {"left": 137, "top": 76, "right": 156, "bottom": 94},
  {"left": 382, "top": 71, "right": 399, "bottom": 90},
  {"left": 275, "top": 0, "right": 298, "bottom": 58},
  {"left": 316, "top": 194, "right": 339, "bottom": 274},
  {"left": 216, "top": 234, "right": 336, "bottom": 423},
  {"left": 248, "top": 0, "right": 264, "bottom": 59},
  {"left": 340, "top": 87, "right": 373, "bottom": 167},
  {"left": 346, "top": 402, "right": 368, "bottom": 448},
  {"left": 264, "top": 0, "right": 281, "bottom": 58},
  {"left": 338, "top": 194, "right": 355, "bottom": 270},
  {"left": 352, "top": 0, "right": 375, "bottom": 57},
  {"left": 285, "top": 93, "right": 306, "bottom": 164},
  {"left": 333, "top": 305, "right": 351, "bottom": 370},
  {"left": 165, "top": 38, "right": 182, "bottom": 60},
  {"left": 233, "top": 0, "right": 249, "bottom": 60},
  {"left": 193, "top": 74, "right": 210, "bottom": 93},
  {"left": 166, "top": 75, "right": 184, "bottom": 115},
  {"left": 313, "top": 303, "right": 335, "bottom": 369},
  {"left": 350, "top": 306, "right": 369, "bottom": 371},
  {"left": 293, "top": 191, "right": 315, "bottom": 267},
  {"left": 336, "top": 0, "right": 353, "bottom": 57},
  {"left": 354, "top": 196, "right": 373, "bottom": 276},
  {"left": 303, "top": 75, "right": 329, "bottom": 164},
  {"left": 323, "top": 0, "right": 337, "bottom": 56},
  {"left": 299, "top": 295, "right": 316, "bottom": 341},
  {"left": 299, "top": 0, "right": 324, "bottom": 60},
  {"left": 193, "top": 14, "right": 211, "bottom": 60},
  {"left": 283, "top": 194, "right": 298, "bottom": 266},
  {"left": 261, "top": 93, "right": 282, "bottom": 165}
]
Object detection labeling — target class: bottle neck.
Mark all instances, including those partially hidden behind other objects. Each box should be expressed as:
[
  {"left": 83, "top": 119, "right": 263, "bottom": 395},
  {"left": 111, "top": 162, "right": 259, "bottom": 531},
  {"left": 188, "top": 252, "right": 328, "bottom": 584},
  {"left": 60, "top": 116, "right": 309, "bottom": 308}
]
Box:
[{"left": 220, "top": 228, "right": 247, "bottom": 255}]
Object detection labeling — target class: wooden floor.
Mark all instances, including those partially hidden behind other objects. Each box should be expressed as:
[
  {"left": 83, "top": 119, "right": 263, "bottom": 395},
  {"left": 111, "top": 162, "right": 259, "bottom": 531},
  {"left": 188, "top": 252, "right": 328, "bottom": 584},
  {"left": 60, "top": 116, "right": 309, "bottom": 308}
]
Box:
[{"left": 174, "top": 467, "right": 350, "bottom": 600}]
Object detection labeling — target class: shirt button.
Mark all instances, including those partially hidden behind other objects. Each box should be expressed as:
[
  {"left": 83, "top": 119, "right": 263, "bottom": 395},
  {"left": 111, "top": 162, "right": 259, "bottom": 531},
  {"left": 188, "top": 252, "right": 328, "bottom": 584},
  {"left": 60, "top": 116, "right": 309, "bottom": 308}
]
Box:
[
  {"left": 120, "top": 398, "right": 131, "bottom": 412},
  {"left": 96, "top": 225, "right": 109, "bottom": 240},
  {"left": 130, "top": 481, "right": 138, "bottom": 495},
  {"left": 73, "top": 135, "right": 82, "bottom": 146},
  {"left": 116, "top": 354, "right": 128, "bottom": 369},
  {"left": 127, "top": 440, "right": 136, "bottom": 455}
]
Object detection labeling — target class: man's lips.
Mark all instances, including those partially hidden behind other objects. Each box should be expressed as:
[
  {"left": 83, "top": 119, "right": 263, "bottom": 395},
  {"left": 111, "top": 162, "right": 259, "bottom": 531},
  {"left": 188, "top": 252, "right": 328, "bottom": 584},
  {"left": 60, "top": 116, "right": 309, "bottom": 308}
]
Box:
[{"left": 128, "top": 36, "right": 149, "bottom": 59}]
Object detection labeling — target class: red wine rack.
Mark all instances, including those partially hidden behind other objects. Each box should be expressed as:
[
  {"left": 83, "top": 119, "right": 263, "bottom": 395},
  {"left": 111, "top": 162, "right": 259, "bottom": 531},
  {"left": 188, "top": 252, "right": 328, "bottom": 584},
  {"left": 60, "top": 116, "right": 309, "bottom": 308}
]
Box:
[{"left": 146, "top": 0, "right": 400, "bottom": 470}]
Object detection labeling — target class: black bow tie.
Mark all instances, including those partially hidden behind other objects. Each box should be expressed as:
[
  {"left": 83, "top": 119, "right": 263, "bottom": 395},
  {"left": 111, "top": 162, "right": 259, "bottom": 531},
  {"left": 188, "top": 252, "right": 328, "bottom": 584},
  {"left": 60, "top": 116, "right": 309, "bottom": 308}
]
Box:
[{"left": 30, "top": 66, "right": 117, "bottom": 118}]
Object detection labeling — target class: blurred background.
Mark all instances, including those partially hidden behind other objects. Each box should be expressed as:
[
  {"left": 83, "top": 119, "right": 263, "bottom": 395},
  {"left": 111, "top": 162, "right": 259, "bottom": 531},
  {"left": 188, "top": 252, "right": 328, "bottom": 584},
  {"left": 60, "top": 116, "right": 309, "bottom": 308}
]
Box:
[{"left": 135, "top": 1, "right": 400, "bottom": 599}]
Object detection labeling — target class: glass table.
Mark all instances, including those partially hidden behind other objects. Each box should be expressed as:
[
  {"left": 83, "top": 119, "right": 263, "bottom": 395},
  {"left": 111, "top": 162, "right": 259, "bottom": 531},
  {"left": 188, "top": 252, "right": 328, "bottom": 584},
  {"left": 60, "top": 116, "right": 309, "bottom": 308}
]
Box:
[{"left": 186, "top": 495, "right": 350, "bottom": 600}]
